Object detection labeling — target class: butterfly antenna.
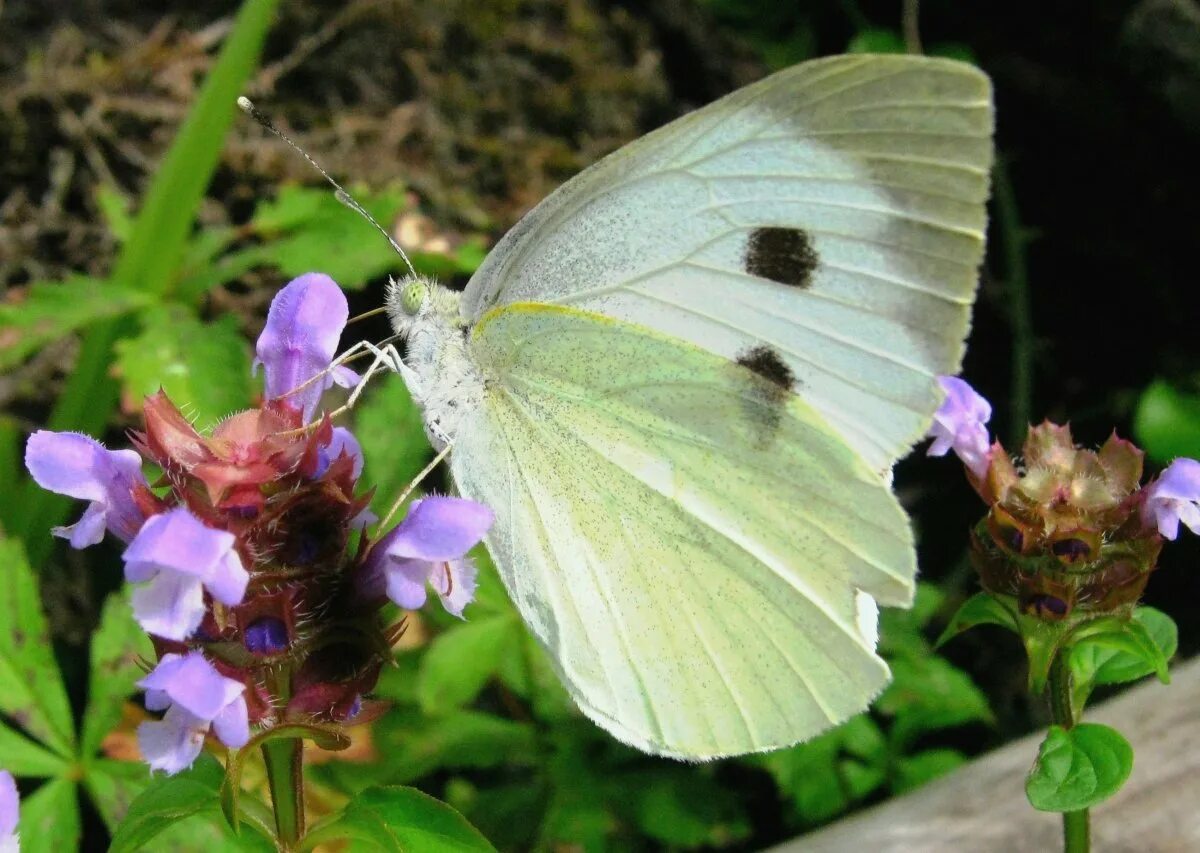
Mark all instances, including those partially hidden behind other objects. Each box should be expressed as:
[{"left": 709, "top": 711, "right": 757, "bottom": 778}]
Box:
[{"left": 237, "top": 96, "right": 418, "bottom": 277}]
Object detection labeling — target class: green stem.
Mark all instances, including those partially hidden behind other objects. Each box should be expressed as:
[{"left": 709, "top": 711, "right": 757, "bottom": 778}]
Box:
[
  {"left": 262, "top": 737, "right": 305, "bottom": 851},
  {"left": 1048, "top": 654, "right": 1089, "bottom": 853},
  {"left": 263, "top": 666, "right": 303, "bottom": 850}
]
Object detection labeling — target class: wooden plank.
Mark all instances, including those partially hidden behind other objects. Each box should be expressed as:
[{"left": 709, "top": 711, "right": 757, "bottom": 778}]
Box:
[{"left": 771, "top": 657, "right": 1200, "bottom": 852}]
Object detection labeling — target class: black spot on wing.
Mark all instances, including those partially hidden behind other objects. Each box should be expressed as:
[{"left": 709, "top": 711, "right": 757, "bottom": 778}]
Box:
[
  {"left": 745, "top": 227, "right": 818, "bottom": 288},
  {"left": 736, "top": 344, "right": 794, "bottom": 392},
  {"left": 734, "top": 345, "right": 794, "bottom": 449}
]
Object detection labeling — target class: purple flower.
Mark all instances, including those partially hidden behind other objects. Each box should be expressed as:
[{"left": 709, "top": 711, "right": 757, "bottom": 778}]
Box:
[
  {"left": 927, "top": 376, "right": 993, "bottom": 478},
  {"left": 0, "top": 770, "right": 17, "bottom": 851},
  {"left": 363, "top": 496, "right": 494, "bottom": 617},
  {"left": 1142, "top": 458, "right": 1200, "bottom": 540},
  {"left": 123, "top": 508, "right": 249, "bottom": 641},
  {"left": 137, "top": 652, "right": 250, "bottom": 775},
  {"left": 316, "top": 427, "right": 365, "bottom": 479},
  {"left": 254, "top": 273, "right": 359, "bottom": 422},
  {"left": 24, "top": 431, "right": 147, "bottom": 548}
]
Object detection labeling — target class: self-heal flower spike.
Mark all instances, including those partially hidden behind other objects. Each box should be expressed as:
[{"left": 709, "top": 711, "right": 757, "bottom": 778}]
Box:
[
  {"left": 137, "top": 652, "right": 250, "bottom": 775},
  {"left": 254, "top": 273, "right": 359, "bottom": 421},
  {"left": 123, "top": 508, "right": 249, "bottom": 641},
  {"left": 24, "top": 431, "right": 149, "bottom": 547},
  {"left": 0, "top": 770, "right": 17, "bottom": 853},
  {"left": 363, "top": 496, "right": 494, "bottom": 617},
  {"left": 1142, "top": 457, "right": 1200, "bottom": 540},
  {"left": 926, "top": 376, "right": 993, "bottom": 478}
]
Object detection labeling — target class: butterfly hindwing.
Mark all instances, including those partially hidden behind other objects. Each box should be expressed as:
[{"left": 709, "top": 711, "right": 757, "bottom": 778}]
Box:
[{"left": 450, "top": 303, "right": 915, "bottom": 758}]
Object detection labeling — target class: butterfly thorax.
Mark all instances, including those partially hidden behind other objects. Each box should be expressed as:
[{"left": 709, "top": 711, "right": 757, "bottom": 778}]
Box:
[{"left": 384, "top": 276, "right": 484, "bottom": 450}]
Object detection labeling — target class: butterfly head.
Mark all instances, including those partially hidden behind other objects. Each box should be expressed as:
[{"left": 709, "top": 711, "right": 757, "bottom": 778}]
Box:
[{"left": 384, "top": 274, "right": 449, "bottom": 338}]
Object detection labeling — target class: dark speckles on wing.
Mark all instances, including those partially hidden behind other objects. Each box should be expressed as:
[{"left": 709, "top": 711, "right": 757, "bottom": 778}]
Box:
[
  {"left": 733, "top": 344, "right": 794, "bottom": 447},
  {"left": 745, "top": 227, "right": 818, "bottom": 288}
]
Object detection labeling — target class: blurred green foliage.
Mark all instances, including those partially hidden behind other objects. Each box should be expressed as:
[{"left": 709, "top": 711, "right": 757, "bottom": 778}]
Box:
[{"left": 20, "top": 0, "right": 1195, "bottom": 849}]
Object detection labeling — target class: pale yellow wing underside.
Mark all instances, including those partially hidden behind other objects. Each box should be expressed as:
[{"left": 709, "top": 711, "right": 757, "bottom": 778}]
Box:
[{"left": 450, "top": 304, "right": 916, "bottom": 759}]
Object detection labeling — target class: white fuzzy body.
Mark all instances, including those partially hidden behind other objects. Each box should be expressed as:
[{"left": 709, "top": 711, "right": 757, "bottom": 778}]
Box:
[{"left": 384, "top": 277, "right": 484, "bottom": 451}]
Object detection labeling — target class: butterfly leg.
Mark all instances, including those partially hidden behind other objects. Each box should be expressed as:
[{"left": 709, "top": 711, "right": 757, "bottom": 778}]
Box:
[{"left": 344, "top": 341, "right": 414, "bottom": 409}]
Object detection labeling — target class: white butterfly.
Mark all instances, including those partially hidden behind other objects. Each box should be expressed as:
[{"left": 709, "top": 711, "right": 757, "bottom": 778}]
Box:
[{"left": 381, "top": 53, "right": 993, "bottom": 760}]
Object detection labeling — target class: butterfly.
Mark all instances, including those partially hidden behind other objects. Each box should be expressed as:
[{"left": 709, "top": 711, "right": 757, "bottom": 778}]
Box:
[{"left": 382, "top": 53, "right": 993, "bottom": 760}]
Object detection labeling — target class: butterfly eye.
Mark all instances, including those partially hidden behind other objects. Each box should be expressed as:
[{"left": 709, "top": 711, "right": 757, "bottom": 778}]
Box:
[{"left": 400, "top": 279, "right": 427, "bottom": 315}]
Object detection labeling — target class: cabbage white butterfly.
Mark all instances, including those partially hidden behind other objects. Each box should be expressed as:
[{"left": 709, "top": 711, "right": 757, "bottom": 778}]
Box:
[{"left": 383, "top": 53, "right": 993, "bottom": 759}]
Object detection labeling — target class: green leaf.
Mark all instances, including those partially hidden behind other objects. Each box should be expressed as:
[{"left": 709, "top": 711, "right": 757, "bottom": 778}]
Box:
[
  {"left": 12, "top": 0, "right": 279, "bottom": 564},
  {"left": 625, "top": 771, "right": 749, "bottom": 849},
  {"left": 935, "top": 592, "right": 1018, "bottom": 648},
  {"left": 0, "top": 536, "right": 75, "bottom": 756},
  {"left": 114, "top": 306, "right": 252, "bottom": 427},
  {"left": 1091, "top": 608, "right": 1177, "bottom": 685},
  {"left": 87, "top": 758, "right": 274, "bottom": 851},
  {"left": 302, "top": 786, "right": 496, "bottom": 852},
  {"left": 354, "top": 372, "right": 431, "bottom": 517},
  {"left": 81, "top": 592, "right": 155, "bottom": 756},
  {"left": 893, "top": 748, "right": 967, "bottom": 794},
  {"left": 750, "top": 715, "right": 886, "bottom": 824},
  {"left": 1133, "top": 379, "right": 1200, "bottom": 461},
  {"left": 0, "top": 414, "right": 19, "bottom": 530},
  {"left": 847, "top": 28, "right": 906, "bottom": 54},
  {"left": 370, "top": 710, "right": 538, "bottom": 788},
  {"left": 0, "top": 722, "right": 69, "bottom": 777},
  {"left": 1026, "top": 724, "right": 1133, "bottom": 812},
  {"left": 0, "top": 275, "right": 151, "bottom": 371},
  {"left": 18, "top": 777, "right": 81, "bottom": 853},
  {"left": 95, "top": 185, "right": 134, "bottom": 243},
  {"left": 878, "top": 655, "right": 994, "bottom": 748},
  {"left": 250, "top": 185, "right": 412, "bottom": 289},
  {"left": 1069, "top": 608, "right": 1176, "bottom": 708},
  {"left": 108, "top": 754, "right": 226, "bottom": 853},
  {"left": 419, "top": 615, "right": 522, "bottom": 713}
]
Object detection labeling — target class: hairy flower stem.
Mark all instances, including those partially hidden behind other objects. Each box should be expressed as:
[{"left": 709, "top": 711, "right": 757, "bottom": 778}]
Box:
[
  {"left": 264, "top": 669, "right": 304, "bottom": 850},
  {"left": 1049, "top": 654, "right": 1089, "bottom": 853}
]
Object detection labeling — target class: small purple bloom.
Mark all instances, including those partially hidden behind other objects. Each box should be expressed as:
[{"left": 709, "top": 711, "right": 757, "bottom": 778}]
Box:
[
  {"left": 24, "top": 430, "right": 147, "bottom": 548},
  {"left": 244, "top": 617, "right": 289, "bottom": 655},
  {"left": 927, "top": 376, "right": 993, "bottom": 478},
  {"left": 316, "top": 427, "right": 365, "bottom": 480},
  {"left": 0, "top": 770, "right": 17, "bottom": 851},
  {"left": 1142, "top": 458, "right": 1200, "bottom": 540},
  {"left": 123, "top": 508, "right": 249, "bottom": 641},
  {"left": 137, "top": 652, "right": 250, "bottom": 775},
  {"left": 254, "top": 273, "right": 359, "bottom": 422},
  {"left": 364, "top": 496, "right": 494, "bottom": 618}
]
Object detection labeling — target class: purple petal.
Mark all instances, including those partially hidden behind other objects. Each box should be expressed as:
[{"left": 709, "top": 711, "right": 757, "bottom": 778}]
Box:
[
  {"left": 331, "top": 364, "right": 361, "bottom": 389},
  {"left": 130, "top": 572, "right": 206, "bottom": 641},
  {"left": 54, "top": 502, "right": 109, "bottom": 549},
  {"left": 316, "top": 427, "right": 364, "bottom": 479},
  {"left": 206, "top": 550, "right": 250, "bottom": 606},
  {"left": 432, "top": 557, "right": 478, "bottom": 618},
  {"left": 255, "top": 273, "right": 349, "bottom": 421},
  {"left": 927, "top": 376, "right": 993, "bottom": 478},
  {"left": 382, "top": 496, "right": 494, "bottom": 562},
  {"left": 122, "top": 508, "right": 238, "bottom": 581},
  {"left": 26, "top": 431, "right": 147, "bottom": 545},
  {"left": 137, "top": 705, "right": 208, "bottom": 775},
  {"left": 384, "top": 558, "right": 432, "bottom": 610},
  {"left": 211, "top": 695, "right": 250, "bottom": 749},
  {"left": 144, "top": 688, "right": 171, "bottom": 712},
  {"left": 138, "top": 652, "right": 245, "bottom": 721},
  {"left": 1143, "top": 458, "right": 1200, "bottom": 539},
  {"left": 0, "top": 770, "right": 16, "bottom": 839}
]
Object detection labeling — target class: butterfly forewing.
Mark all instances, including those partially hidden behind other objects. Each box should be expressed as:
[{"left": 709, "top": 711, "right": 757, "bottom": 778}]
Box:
[{"left": 460, "top": 54, "right": 994, "bottom": 473}]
